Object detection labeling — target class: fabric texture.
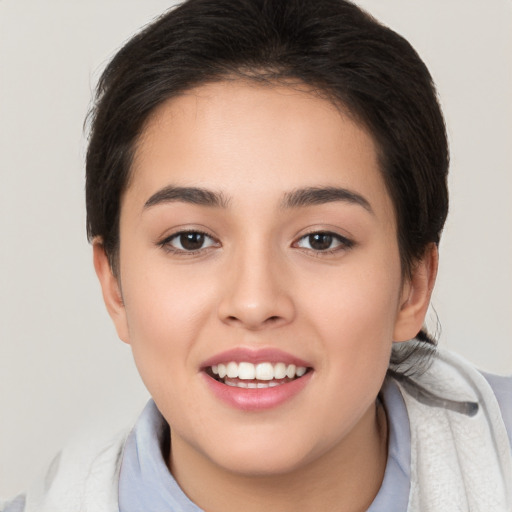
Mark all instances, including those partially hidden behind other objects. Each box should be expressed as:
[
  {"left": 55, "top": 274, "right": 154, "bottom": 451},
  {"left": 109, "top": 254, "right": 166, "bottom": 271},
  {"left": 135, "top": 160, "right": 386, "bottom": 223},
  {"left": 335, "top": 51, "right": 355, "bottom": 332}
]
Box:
[
  {"left": 22, "top": 429, "right": 127, "bottom": 512},
  {"left": 399, "top": 350, "right": 512, "bottom": 511},
  {"left": 118, "top": 401, "right": 201, "bottom": 512}
]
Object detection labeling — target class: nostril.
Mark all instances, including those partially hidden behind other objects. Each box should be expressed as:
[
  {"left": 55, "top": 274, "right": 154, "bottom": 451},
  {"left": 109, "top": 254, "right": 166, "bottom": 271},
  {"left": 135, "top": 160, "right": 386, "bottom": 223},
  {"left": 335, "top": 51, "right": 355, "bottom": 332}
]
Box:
[{"left": 224, "top": 314, "right": 283, "bottom": 326}]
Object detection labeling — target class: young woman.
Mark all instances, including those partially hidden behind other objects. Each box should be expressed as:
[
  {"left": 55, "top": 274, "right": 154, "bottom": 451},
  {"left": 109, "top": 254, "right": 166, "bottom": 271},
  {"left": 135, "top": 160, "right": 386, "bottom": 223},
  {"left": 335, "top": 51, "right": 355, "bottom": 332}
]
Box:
[{"left": 2, "top": 1, "right": 511, "bottom": 511}]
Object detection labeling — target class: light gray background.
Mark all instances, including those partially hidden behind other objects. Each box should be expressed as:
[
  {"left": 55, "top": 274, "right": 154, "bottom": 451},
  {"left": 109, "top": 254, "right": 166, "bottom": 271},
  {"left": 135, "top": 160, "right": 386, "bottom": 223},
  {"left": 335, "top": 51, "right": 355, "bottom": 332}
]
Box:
[{"left": 1, "top": 0, "right": 511, "bottom": 499}]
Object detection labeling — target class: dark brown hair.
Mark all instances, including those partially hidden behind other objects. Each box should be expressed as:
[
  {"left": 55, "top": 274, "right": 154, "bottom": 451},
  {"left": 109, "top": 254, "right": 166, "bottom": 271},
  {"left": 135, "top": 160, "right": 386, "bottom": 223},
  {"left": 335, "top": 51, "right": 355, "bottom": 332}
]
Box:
[{"left": 86, "top": 0, "right": 449, "bottom": 357}]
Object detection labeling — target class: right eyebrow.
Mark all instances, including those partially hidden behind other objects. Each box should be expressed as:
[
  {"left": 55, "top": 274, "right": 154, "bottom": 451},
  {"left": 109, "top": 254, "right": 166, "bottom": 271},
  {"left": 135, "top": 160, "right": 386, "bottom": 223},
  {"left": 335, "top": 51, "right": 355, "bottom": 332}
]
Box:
[
  {"left": 143, "top": 185, "right": 230, "bottom": 210},
  {"left": 281, "top": 186, "right": 373, "bottom": 214}
]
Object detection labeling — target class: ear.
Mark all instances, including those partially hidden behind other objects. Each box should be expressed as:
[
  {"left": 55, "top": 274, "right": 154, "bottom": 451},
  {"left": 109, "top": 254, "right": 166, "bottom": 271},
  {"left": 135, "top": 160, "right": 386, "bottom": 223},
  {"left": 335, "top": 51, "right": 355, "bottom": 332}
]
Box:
[
  {"left": 393, "top": 243, "right": 438, "bottom": 342},
  {"left": 92, "top": 240, "right": 130, "bottom": 344}
]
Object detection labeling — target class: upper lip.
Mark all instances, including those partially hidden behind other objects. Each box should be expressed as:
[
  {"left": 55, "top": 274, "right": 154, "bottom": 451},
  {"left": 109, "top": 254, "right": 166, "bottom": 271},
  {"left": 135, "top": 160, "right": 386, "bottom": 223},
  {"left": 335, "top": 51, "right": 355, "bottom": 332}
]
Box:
[{"left": 200, "top": 347, "right": 312, "bottom": 370}]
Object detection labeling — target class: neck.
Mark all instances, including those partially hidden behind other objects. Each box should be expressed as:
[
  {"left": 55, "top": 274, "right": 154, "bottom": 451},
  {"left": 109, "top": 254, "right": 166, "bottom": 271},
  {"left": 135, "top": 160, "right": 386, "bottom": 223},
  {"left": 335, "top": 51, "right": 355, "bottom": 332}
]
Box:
[{"left": 168, "top": 401, "right": 388, "bottom": 512}]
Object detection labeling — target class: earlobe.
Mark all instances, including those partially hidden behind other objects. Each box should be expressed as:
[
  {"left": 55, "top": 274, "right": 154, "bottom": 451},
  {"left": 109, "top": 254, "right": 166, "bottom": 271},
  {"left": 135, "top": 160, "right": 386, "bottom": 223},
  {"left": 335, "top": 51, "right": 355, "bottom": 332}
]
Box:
[
  {"left": 92, "top": 240, "right": 130, "bottom": 343},
  {"left": 393, "top": 244, "right": 438, "bottom": 342}
]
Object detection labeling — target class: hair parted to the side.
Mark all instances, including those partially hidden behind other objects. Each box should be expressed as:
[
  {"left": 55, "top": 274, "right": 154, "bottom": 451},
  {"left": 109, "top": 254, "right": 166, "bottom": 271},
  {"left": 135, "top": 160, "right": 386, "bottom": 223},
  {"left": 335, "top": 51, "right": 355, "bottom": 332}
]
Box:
[{"left": 85, "top": 0, "right": 449, "bottom": 372}]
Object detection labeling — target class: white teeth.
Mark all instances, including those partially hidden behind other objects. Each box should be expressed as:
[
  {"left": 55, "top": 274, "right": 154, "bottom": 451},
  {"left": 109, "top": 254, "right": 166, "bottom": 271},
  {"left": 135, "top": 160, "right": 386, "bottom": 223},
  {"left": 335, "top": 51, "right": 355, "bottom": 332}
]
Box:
[
  {"left": 296, "top": 366, "right": 307, "bottom": 377},
  {"left": 224, "top": 378, "right": 284, "bottom": 389},
  {"left": 286, "top": 364, "right": 296, "bottom": 379},
  {"left": 238, "top": 362, "right": 255, "bottom": 380},
  {"left": 226, "top": 361, "right": 238, "bottom": 378},
  {"left": 210, "top": 361, "right": 308, "bottom": 381},
  {"left": 255, "top": 362, "right": 274, "bottom": 380},
  {"left": 274, "top": 362, "right": 287, "bottom": 379}
]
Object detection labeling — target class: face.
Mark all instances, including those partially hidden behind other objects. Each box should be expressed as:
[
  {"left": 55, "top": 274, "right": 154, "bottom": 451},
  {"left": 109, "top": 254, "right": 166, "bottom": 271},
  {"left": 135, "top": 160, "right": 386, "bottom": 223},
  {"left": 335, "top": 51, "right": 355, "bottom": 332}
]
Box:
[{"left": 95, "top": 81, "right": 432, "bottom": 478}]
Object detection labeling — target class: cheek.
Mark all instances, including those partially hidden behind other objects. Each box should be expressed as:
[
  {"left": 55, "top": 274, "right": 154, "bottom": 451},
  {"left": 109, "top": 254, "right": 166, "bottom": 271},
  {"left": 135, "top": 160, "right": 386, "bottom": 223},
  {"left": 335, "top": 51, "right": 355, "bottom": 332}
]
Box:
[
  {"left": 304, "top": 259, "right": 401, "bottom": 331},
  {"left": 119, "top": 261, "right": 216, "bottom": 391},
  {"left": 299, "top": 256, "right": 402, "bottom": 377},
  {"left": 293, "top": 263, "right": 400, "bottom": 432}
]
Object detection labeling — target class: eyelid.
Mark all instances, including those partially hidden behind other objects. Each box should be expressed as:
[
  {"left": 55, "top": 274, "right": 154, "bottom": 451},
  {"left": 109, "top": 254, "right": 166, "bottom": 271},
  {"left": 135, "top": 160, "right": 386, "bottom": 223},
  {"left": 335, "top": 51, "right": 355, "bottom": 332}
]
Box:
[
  {"left": 292, "top": 229, "right": 355, "bottom": 254},
  {"left": 157, "top": 228, "right": 220, "bottom": 254}
]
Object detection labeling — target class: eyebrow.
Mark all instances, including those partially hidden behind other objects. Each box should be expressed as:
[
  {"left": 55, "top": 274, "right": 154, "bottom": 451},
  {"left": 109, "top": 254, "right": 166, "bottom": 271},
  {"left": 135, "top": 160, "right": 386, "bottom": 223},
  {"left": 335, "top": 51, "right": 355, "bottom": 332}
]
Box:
[
  {"left": 144, "top": 185, "right": 230, "bottom": 209},
  {"left": 143, "top": 184, "right": 372, "bottom": 213},
  {"left": 281, "top": 186, "right": 373, "bottom": 213}
]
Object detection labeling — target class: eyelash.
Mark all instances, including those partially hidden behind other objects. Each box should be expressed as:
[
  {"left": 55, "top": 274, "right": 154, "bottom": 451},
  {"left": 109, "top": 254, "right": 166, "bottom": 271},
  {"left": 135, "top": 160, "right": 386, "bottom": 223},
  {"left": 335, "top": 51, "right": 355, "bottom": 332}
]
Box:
[
  {"left": 158, "top": 229, "right": 219, "bottom": 255},
  {"left": 158, "top": 230, "right": 354, "bottom": 256},
  {"left": 293, "top": 231, "right": 355, "bottom": 255}
]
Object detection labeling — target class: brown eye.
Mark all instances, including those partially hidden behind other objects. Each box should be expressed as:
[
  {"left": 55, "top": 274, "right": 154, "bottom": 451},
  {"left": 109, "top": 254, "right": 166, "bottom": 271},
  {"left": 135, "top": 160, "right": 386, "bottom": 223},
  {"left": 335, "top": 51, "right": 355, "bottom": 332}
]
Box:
[
  {"left": 296, "top": 231, "right": 353, "bottom": 252},
  {"left": 163, "top": 231, "right": 217, "bottom": 252},
  {"left": 179, "top": 232, "right": 205, "bottom": 251},
  {"left": 307, "top": 233, "right": 333, "bottom": 251}
]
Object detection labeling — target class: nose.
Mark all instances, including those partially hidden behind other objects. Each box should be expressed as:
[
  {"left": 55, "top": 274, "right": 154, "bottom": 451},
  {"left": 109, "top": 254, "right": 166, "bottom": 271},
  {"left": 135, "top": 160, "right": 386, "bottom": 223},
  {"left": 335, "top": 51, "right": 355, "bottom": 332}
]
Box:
[{"left": 217, "top": 245, "right": 295, "bottom": 330}]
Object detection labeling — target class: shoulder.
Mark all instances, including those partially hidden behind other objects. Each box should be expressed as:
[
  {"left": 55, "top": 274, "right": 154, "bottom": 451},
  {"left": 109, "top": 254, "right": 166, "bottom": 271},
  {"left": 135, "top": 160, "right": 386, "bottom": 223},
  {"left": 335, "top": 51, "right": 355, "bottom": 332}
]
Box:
[
  {"left": 393, "top": 349, "right": 512, "bottom": 510},
  {"left": 0, "top": 496, "right": 25, "bottom": 512},
  {"left": 2, "top": 428, "right": 129, "bottom": 512},
  {"left": 481, "top": 371, "right": 512, "bottom": 448}
]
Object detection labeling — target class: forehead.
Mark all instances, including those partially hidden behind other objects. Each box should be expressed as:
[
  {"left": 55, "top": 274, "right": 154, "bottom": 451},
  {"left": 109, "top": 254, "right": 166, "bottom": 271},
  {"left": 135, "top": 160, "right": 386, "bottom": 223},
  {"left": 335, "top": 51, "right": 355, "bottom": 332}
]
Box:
[{"left": 127, "top": 80, "right": 394, "bottom": 222}]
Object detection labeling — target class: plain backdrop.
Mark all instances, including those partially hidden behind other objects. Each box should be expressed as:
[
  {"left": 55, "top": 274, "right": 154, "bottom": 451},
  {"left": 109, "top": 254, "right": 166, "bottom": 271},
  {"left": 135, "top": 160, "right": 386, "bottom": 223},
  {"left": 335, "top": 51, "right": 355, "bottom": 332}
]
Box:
[{"left": 1, "top": 0, "right": 511, "bottom": 499}]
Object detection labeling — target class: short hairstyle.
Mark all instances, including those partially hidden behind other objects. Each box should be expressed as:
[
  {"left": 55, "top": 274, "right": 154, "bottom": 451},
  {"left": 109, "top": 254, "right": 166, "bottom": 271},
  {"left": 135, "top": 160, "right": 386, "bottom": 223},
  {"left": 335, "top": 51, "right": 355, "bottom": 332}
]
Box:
[{"left": 86, "top": 0, "right": 449, "bottom": 358}]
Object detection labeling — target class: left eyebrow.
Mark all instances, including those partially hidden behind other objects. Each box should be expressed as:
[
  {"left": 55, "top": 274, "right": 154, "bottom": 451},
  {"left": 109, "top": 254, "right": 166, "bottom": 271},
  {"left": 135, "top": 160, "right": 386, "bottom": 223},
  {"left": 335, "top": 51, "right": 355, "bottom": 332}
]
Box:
[
  {"left": 143, "top": 185, "right": 230, "bottom": 209},
  {"left": 281, "top": 186, "right": 373, "bottom": 213}
]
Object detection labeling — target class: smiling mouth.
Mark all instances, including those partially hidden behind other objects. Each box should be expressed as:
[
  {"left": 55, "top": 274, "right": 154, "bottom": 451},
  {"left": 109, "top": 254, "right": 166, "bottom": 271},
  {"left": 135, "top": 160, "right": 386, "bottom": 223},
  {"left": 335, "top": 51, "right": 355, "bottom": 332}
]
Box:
[{"left": 205, "top": 361, "right": 311, "bottom": 389}]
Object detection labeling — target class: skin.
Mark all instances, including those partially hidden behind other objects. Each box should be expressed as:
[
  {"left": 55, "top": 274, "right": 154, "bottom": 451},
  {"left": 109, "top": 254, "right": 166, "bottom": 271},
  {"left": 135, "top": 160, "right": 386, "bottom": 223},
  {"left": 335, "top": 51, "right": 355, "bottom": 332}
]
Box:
[{"left": 94, "top": 81, "right": 437, "bottom": 512}]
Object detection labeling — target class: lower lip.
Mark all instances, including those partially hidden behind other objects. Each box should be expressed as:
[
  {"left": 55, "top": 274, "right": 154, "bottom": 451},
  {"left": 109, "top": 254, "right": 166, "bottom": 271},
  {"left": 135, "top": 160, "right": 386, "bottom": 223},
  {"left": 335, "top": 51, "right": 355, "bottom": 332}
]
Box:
[{"left": 202, "top": 372, "right": 313, "bottom": 411}]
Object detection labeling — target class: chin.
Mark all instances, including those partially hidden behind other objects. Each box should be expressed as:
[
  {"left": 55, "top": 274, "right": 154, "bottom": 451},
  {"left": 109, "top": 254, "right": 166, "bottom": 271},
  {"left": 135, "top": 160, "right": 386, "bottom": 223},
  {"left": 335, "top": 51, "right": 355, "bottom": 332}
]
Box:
[
  {"left": 194, "top": 425, "right": 328, "bottom": 477},
  {"left": 215, "top": 447, "right": 314, "bottom": 477}
]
